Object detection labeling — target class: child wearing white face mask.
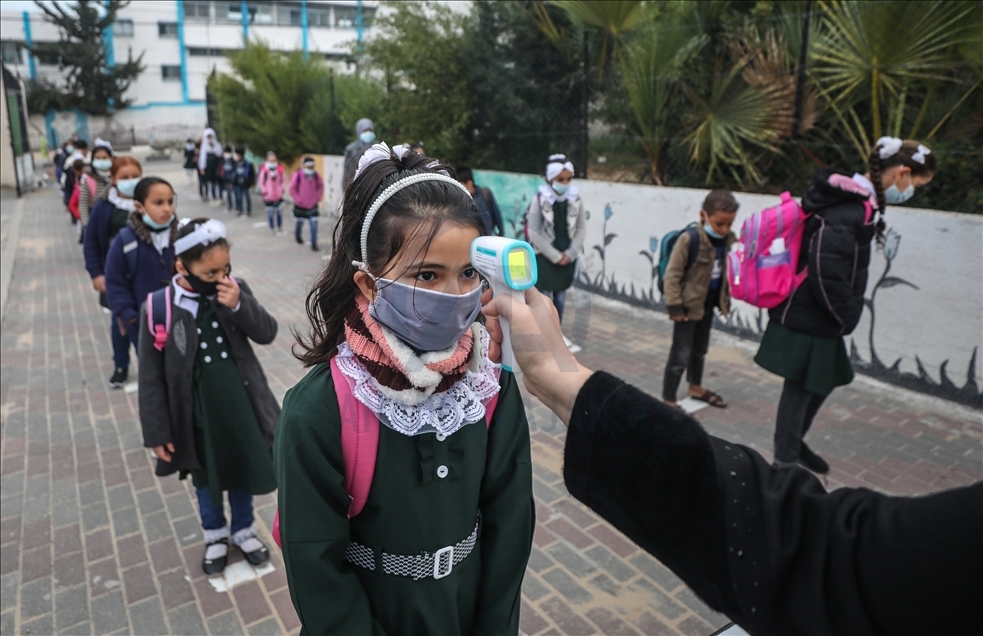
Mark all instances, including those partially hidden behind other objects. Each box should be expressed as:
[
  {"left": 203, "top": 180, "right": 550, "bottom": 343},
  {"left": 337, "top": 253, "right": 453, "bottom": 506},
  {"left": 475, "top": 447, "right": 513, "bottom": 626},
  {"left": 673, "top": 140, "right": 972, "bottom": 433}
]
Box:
[
  {"left": 104, "top": 177, "right": 178, "bottom": 352},
  {"left": 258, "top": 151, "right": 285, "bottom": 235},
  {"left": 288, "top": 156, "right": 324, "bottom": 251},
  {"left": 275, "top": 143, "right": 534, "bottom": 635},
  {"left": 84, "top": 157, "right": 145, "bottom": 387},
  {"left": 524, "top": 154, "right": 587, "bottom": 350},
  {"left": 79, "top": 143, "right": 114, "bottom": 231},
  {"left": 756, "top": 138, "right": 937, "bottom": 475},
  {"left": 662, "top": 189, "right": 739, "bottom": 411}
]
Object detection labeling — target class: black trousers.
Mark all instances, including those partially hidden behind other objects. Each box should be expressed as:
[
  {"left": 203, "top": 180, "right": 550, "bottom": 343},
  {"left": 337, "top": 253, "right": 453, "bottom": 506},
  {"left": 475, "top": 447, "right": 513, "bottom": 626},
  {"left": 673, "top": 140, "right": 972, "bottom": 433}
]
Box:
[
  {"left": 662, "top": 308, "right": 714, "bottom": 401},
  {"left": 773, "top": 379, "right": 828, "bottom": 463}
]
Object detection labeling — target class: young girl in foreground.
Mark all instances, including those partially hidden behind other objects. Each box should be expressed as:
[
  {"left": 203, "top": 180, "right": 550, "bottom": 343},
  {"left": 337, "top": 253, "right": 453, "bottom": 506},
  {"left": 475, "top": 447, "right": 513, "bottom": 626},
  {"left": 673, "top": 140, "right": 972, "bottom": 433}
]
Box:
[
  {"left": 138, "top": 217, "right": 279, "bottom": 575},
  {"left": 275, "top": 144, "right": 534, "bottom": 634}
]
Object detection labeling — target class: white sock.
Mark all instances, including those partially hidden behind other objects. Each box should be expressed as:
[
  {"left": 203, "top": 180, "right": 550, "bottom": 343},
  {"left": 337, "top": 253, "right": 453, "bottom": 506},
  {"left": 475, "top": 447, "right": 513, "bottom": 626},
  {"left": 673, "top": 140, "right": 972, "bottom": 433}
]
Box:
[
  {"left": 203, "top": 526, "right": 230, "bottom": 560},
  {"left": 205, "top": 542, "right": 228, "bottom": 560},
  {"left": 232, "top": 525, "right": 264, "bottom": 553}
]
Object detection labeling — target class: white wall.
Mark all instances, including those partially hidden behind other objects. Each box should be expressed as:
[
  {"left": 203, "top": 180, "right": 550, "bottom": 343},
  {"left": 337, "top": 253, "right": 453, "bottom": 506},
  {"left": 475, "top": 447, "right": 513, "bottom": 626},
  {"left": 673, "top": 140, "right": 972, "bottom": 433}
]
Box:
[{"left": 474, "top": 170, "right": 983, "bottom": 387}]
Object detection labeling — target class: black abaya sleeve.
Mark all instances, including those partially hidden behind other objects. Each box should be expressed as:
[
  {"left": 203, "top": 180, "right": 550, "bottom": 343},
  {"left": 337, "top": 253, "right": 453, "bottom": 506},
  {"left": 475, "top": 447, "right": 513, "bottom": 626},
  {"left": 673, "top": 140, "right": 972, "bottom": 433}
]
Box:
[{"left": 563, "top": 371, "right": 983, "bottom": 636}]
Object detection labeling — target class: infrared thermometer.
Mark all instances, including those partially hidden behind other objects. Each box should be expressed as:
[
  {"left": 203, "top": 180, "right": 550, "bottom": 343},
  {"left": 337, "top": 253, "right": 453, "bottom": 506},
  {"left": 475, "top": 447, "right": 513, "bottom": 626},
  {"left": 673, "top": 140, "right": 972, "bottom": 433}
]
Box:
[{"left": 471, "top": 237, "right": 538, "bottom": 372}]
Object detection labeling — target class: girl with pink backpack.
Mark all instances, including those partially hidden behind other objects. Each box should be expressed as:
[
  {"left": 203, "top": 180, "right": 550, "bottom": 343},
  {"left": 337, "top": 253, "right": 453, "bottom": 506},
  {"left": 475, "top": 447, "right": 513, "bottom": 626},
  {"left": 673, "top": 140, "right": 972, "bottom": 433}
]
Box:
[
  {"left": 755, "top": 138, "right": 937, "bottom": 475},
  {"left": 275, "top": 143, "right": 534, "bottom": 634},
  {"left": 257, "top": 151, "right": 286, "bottom": 235}
]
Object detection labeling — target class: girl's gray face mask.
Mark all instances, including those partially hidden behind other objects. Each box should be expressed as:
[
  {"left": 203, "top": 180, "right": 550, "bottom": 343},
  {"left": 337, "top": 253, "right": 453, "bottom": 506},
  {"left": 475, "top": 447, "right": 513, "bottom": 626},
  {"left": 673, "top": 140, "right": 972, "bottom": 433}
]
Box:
[{"left": 369, "top": 277, "right": 484, "bottom": 351}]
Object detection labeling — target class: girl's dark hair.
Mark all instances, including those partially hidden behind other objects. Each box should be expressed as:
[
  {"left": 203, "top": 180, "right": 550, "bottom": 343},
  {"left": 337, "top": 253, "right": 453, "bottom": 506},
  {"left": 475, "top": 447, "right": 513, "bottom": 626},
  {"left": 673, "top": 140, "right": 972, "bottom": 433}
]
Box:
[
  {"left": 172, "top": 217, "right": 230, "bottom": 274},
  {"left": 294, "top": 149, "right": 485, "bottom": 367},
  {"left": 92, "top": 145, "right": 113, "bottom": 158},
  {"left": 867, "top": 139, "right": 936, "bottom": 243},
  {"left": 133, "top": 176, "right": 173, "bottom": 205}
]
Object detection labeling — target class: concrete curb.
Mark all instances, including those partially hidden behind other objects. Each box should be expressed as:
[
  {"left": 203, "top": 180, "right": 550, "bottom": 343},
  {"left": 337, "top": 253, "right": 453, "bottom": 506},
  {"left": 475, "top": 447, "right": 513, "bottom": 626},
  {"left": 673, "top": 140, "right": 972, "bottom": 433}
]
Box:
[{"left": 0, "top": 192, "right": 27, "bottom": 327}]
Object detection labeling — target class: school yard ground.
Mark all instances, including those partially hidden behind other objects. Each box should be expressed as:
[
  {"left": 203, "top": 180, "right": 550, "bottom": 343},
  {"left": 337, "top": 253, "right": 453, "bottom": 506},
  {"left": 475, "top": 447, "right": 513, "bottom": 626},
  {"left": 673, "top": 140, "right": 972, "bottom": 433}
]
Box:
[{"left": 1, "top": 165, "right": 980, "bottom": 635}]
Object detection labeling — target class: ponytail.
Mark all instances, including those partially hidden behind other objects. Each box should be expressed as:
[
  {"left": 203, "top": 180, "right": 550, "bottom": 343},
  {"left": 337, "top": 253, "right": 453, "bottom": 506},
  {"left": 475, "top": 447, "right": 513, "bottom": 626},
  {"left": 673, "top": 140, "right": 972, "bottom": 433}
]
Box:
[{"left": 867, "top": 146, "right": 887, "bottom": 244}]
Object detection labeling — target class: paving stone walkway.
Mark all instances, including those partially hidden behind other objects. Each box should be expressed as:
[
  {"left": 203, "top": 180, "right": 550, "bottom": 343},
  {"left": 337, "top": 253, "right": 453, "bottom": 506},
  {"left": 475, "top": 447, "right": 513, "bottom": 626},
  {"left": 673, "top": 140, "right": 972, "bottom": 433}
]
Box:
[{"left": 1, "top": 163, "right": 980, "bottom": 636}]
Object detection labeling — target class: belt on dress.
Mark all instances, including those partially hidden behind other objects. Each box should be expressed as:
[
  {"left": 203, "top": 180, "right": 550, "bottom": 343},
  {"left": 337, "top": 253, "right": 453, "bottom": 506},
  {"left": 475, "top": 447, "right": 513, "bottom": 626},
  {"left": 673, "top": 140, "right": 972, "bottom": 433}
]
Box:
[{"left": 344, "top": 517, "right": 479, "bottom": 581}]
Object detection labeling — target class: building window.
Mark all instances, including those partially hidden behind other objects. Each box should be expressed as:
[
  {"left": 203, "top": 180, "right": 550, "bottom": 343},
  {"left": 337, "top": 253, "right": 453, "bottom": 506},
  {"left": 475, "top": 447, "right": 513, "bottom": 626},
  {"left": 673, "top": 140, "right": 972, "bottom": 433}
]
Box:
[
  {"left": 335, "top": 6, "right": 357, "bottom": 28},
  {"left": 183, "top": 1, "right": 212, "bottom": 21},
  {"left": 112, "top": 19, "right": 134, "bottom": 36},
  {"left": 226, "top": 3, "right": 242, "bottom": 22},
  {"left": 1, "top": 41, "right": 22, "bottom": 65},
  {"left": 250, "top": 2, "right": 274, "bottom": 24},
  {"left": 308, "top": 6, "right": 331, "bottom": 27},
  {"left": 188, "top": 47, "right": 225, "bottom": 57},
  {"left": 158, "top": 22, "right": 179, "bottom": 38},
  {"left": 161, "top": 65, "right": 183, "bottom": 81}
]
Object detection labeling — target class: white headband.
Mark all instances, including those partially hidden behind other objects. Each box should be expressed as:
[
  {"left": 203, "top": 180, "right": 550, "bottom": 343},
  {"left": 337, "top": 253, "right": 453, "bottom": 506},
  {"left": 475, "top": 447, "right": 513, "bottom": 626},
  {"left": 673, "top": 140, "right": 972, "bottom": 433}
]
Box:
[
  {"left": 912, "top": 144, "right": 932, "bottom": 165},
  {"left": 174, "top": 219, "right": 227, "bottom": 255},
  {"left": 350, "top": 144, "right": 470, "bottom": 272},
  {"left": 546, "top": 153, "right": 575, "bottom": 182}
]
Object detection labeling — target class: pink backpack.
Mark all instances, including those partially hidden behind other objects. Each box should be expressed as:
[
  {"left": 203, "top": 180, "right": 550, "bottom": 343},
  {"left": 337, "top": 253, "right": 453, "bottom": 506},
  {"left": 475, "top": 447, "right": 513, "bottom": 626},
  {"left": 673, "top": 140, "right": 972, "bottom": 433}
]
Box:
[
  {"left": 727, "top": 192, "right": 810, "bottom": 309},
  {"left": 271, "top": 357, "right": 500, "bottom": 548}
]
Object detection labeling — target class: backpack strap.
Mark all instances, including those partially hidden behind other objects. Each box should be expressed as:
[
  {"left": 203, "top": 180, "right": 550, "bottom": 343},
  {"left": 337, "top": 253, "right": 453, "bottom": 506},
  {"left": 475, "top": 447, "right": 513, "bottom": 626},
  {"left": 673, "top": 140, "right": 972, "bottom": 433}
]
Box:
[
  {"left": 118, "top": 226, "right": 139, "bottom": 281},
  {"left": 145, "top": 287, "right": 172, "bottom": 352},
  {"left": 81, "top": 173, "right": 97, "bottom": 200},
  {"left": 331, "top": 356, "right": 380, "bottom": 519},
  {"left": 685, "top": 224, "right": 701, "bottom": 269}
]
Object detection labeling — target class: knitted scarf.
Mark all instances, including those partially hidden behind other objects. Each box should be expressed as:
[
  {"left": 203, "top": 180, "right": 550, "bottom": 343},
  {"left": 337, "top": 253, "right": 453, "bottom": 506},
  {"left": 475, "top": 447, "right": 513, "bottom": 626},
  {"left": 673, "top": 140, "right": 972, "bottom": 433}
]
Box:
[{"left": 344, "top": 295, "right": 475, "bottom": 399}]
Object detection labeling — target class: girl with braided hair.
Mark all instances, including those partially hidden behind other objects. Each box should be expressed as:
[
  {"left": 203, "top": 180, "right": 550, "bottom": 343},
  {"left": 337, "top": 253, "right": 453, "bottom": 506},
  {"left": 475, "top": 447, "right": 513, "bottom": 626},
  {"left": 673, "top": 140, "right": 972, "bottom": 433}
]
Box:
[{"left": 755, "top": 138, "right": 936, "bottom": 475}]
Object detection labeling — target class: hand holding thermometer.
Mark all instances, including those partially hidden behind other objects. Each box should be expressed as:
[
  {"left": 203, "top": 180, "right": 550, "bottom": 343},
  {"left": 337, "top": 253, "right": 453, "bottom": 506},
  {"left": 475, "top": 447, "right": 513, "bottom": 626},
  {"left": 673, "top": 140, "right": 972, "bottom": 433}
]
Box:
[{"left": 470, "top": 237, "right": 538, "bottom": 372}]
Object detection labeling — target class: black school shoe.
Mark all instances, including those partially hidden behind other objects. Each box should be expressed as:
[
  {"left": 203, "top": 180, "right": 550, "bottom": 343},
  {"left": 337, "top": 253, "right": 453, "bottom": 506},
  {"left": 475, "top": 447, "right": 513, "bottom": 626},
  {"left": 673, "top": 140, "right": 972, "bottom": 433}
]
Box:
[
  {"left": 799, "top": 442, "right": 830, "bottom": 475},
  {"left": 202, "top": 538, "right": 229, "bottom": 576},
  {"left": 240, "top": 538, "right": 271, "bottom": 566},
  {"left": 109, "top": 367, "right": 128, "bottom": 388}
]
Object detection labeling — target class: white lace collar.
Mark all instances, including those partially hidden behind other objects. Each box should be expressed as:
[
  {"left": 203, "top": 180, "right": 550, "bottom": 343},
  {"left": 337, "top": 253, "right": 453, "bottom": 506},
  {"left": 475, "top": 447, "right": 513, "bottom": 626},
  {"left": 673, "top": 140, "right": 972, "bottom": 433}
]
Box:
[{"left": 334, "top": 325, "right": 501, "bottom": 437}]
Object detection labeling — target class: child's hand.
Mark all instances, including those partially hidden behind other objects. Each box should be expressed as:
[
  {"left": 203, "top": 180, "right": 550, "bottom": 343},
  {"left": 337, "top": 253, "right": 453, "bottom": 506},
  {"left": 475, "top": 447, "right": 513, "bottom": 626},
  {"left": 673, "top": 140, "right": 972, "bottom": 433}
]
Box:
[
  {"left": 153, "top": 443, "right": 175, "bottom": 462},
  {"left": 670, "top": 314, "right": 688, "bottom": 323},
  {"left": 216, "top": 276, "right": 240, "bottom": 308},
  {"left": 92, "top": 275, "right": 106, "bottom": 293}
]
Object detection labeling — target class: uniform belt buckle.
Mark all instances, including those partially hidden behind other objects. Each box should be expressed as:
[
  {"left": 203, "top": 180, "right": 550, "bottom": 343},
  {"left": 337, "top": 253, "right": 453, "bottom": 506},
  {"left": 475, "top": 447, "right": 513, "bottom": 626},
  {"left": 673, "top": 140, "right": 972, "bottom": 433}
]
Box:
[{"left": 433, "top": 545, "right": 454, "bottom": 579}]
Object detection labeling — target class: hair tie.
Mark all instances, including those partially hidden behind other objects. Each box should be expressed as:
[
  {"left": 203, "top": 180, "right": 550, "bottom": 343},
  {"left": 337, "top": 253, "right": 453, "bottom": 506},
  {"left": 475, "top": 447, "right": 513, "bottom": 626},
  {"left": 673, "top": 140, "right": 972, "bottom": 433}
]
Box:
[
  {"left": 174, "top": 219, "right": 227, "bottom": 255},
  {"left": 875, "top": 136, "right": 904, "bottom": 160},
  {"left": 911, "top": 144, "right": 932, "bottom": 165}
]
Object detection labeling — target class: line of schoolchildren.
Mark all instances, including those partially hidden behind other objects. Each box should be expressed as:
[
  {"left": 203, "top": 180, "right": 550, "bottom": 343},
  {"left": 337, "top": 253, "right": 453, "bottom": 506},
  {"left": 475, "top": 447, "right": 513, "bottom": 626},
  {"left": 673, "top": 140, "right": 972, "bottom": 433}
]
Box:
[{"left": 66, "top": 132, "right": 935, "bottom": 635}]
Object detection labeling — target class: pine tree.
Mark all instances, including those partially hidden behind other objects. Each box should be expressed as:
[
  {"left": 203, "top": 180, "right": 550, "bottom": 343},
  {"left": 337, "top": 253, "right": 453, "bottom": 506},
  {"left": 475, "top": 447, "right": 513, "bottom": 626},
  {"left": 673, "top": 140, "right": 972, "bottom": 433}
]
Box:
[{"left": 27, "top": 0, "right": 144, "bottom": 115}]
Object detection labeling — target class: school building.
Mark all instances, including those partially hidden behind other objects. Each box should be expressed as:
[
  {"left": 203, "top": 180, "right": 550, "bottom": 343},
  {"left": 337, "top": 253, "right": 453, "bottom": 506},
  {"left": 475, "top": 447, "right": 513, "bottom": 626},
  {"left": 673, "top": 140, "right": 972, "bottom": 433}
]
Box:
[{"left": 0, "top": 1, "right": 379, "bottom": 148}]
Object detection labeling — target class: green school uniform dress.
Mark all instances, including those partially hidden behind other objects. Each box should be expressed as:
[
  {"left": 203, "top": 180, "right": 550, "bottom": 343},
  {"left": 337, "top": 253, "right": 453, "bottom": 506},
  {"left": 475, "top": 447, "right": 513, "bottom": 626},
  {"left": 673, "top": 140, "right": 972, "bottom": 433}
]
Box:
[
  {"left": 275, "top": 363, "right": 534, "bottom": 635},
  {"left": 189, "top": 299, "right": 276, "bottom": 505},
  {"left": 535, "top": 200, "right": 576, "bottom": 292},
  {"left": 754, "top": 321, "right": 854, "bottom": 396}
]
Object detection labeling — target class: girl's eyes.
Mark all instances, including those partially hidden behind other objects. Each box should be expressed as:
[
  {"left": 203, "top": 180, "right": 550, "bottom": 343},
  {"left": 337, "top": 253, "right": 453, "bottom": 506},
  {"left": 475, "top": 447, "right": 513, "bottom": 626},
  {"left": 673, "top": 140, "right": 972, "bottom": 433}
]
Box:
[{"left": 414, "top": 268, "right": 478, "bottom": 282}]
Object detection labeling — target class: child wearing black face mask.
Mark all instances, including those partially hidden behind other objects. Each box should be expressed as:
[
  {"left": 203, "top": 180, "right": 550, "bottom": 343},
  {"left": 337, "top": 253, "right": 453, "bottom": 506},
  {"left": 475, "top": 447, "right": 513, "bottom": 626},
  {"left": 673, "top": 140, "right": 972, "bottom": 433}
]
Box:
[{"left": 137, "top": 217, "right": 280, "bottom": 577}]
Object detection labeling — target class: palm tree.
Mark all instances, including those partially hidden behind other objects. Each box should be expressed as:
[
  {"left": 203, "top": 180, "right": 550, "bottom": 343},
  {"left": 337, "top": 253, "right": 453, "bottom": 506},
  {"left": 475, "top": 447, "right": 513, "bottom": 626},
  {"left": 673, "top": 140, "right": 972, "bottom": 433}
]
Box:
[{"left": 811, "top": 0, "right": 981, "bottom": 158}]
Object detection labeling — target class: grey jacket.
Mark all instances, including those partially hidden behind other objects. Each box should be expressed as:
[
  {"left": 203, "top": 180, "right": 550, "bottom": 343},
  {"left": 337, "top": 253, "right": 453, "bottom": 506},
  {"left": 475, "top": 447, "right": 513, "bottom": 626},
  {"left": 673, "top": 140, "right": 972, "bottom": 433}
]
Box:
[
  {"left": 138, "top": 278, "right": 280, "bottom": 477},
  {"left": 343, "top": 139, "right": 372, "bottom": 189},
  {"left": 526, "top": 185, "right": 588, "bottom": 264}
]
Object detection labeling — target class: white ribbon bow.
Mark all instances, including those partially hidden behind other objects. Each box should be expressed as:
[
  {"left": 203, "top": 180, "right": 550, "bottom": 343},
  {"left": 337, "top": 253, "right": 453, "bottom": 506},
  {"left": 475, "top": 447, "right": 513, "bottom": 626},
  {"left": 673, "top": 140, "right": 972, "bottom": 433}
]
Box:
[
  {"left": 911, "top": 144, "right": 932, "bottom": 165},
  {"left": 94, "top": 137, "right": 113, "bottom": 152},
  {"left": 174, "top": 219, "right": 227, "bottom": 255},
  {"left": 875, "top": 136, "right": 904, "bottom": 160},
  {"left": 352, "top": 141, "right": 447, "bottom": 183}
]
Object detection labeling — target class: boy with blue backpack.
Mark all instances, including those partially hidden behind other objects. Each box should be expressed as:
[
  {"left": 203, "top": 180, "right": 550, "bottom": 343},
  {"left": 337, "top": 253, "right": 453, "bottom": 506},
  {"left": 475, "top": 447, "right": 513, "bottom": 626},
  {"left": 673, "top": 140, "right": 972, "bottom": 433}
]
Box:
[{"left": 661, "top": 189, "right": 739, "bottom": 409}]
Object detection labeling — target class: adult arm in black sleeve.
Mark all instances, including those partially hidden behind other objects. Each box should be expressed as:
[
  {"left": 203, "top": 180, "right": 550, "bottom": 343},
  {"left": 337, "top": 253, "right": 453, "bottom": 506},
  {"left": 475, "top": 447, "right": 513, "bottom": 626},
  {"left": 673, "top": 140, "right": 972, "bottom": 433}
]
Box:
[{"left": 564, "top": 371, "right": 983, "bottom": 636}]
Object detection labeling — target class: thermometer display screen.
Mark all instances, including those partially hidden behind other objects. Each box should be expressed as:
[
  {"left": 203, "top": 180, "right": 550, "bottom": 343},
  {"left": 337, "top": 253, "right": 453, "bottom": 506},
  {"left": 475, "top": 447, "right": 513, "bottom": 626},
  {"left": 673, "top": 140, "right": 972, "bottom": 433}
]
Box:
[{"left": 508, "top": 249, "right": 531, "bottom": 283}]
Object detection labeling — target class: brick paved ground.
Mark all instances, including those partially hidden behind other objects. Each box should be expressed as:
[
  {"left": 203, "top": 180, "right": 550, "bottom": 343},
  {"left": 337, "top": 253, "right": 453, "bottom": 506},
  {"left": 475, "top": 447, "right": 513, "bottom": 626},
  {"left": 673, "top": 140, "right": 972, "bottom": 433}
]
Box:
[{"left": 1, "top": 162, "right": 980, "bottom": 636}]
